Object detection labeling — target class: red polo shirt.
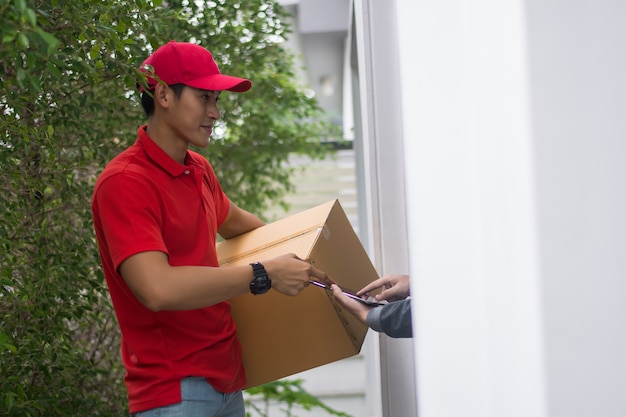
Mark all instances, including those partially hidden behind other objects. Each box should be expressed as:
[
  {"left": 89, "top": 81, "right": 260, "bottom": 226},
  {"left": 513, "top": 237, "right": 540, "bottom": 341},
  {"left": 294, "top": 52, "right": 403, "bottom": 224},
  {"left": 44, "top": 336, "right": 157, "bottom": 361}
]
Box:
[{"left": 91, "top": 126, "right": 245, "bottom": 413}]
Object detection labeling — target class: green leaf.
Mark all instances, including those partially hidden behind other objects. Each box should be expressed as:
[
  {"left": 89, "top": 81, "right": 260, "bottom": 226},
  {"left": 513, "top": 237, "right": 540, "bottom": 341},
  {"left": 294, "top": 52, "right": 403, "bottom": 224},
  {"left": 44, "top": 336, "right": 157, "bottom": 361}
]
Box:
[
  {"left": 2, "top": 31, "right": 17, "bottom": 43},
  {"left": 14, "top": 0, "right": 26, "bottom": 13},
  {"left": 5, "top": 393, "right": 14, "bottom": 411},
  {"left": 25, "top": 8, "right": 37, "bottom": 26},
  {"left": 16, "top": 67, "right": 26, "bottom": 85},
  {"left": 17, "top": 31, "right": 29, "bottom": 48},
  {"left": 28, "top": 73, "right": 42, "bottom": 91},
  {"left": 36, "top": 29, "right": 59, "bottom": 55},
  {"left": 89, "top": 44, "right": 100, "bottom": 59},
  {"left": 47, "top": 61, "right": 62, "bottom": 79}
]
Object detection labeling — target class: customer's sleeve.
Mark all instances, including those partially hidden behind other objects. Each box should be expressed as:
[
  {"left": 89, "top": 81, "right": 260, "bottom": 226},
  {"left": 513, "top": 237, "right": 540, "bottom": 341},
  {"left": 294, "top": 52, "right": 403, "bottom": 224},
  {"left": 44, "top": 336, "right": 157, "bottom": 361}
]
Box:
[{"left": 366, "top": 299, "right": 413, "bottom": 338}]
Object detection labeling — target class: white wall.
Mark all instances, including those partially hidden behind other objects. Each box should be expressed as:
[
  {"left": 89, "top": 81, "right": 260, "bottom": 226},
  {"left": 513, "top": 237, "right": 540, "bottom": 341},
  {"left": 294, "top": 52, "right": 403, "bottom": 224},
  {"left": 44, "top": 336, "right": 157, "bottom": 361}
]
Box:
[
  {"left": 527, "top": 1, "right": 626, "bottom": 416},
  {"left": 388, "top": 0, "right": 626, "bottom": 416}
]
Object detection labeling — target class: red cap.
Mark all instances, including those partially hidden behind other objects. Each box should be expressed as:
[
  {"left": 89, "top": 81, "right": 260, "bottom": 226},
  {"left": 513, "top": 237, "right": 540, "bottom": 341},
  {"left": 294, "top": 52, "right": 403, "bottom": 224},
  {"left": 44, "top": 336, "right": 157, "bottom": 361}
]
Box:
[{"left": 139, "top": 40, "right": 251, "bottom": 92}]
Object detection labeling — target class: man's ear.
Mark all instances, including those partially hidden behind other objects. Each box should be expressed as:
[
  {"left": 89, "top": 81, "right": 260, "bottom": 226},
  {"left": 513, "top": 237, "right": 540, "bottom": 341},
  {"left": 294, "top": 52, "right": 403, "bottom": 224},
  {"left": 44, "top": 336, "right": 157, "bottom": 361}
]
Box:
[{"left": 153, "top": 83, "right": 170, "bottom": 109}]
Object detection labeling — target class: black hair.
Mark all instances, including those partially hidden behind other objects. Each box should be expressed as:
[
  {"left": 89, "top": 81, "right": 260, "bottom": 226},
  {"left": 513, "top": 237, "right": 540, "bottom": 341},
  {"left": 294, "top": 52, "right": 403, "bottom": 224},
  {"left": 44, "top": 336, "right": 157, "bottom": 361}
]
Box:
[{"left": 140, "top": 83, "right": 186, "bottom": 117}]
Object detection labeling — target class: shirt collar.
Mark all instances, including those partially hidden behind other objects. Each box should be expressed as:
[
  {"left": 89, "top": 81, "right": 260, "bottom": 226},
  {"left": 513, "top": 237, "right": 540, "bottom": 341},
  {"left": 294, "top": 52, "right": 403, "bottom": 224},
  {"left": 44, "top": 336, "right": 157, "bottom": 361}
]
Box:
[{"left": 137, "top": 125, "right": 193, "bottom": 177}]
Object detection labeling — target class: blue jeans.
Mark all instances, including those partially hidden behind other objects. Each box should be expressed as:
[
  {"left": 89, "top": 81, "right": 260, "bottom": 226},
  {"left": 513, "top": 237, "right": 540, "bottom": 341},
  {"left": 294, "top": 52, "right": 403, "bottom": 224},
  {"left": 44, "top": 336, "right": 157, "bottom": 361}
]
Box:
[{"left": 132, "top": 377, "right": 245, "bottom": 417}]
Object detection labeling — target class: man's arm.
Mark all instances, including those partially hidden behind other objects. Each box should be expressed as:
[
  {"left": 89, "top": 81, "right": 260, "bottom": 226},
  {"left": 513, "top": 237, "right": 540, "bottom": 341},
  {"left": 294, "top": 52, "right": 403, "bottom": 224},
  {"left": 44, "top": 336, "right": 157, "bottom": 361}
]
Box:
[
  {"left": 119, "top": 201, "right": 332, "bottom": 312},
  {"left": 120, "top": 251, "right": 330, "bottom": 312},
  {"left": 120, "top": 251, "right": 253, "bottom": 311}
]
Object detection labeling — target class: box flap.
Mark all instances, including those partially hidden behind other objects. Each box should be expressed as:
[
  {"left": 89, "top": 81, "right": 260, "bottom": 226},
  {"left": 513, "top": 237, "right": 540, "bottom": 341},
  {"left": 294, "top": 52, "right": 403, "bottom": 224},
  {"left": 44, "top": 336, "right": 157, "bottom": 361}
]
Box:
[{"left": 217, "top": 200, "right": 336, "bottom": 264}]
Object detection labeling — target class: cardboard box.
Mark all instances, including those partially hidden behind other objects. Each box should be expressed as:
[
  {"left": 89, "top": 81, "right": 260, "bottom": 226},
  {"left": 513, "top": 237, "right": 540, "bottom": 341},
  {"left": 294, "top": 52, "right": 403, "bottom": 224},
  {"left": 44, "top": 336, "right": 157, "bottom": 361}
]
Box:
[{"left": 217, "top": 199, "right": 380, "bottom": 388}]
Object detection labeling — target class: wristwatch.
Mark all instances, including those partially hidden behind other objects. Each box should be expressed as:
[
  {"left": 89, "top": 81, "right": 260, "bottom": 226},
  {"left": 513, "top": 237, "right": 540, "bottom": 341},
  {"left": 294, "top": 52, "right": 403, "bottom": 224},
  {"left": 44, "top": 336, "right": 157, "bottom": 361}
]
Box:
[{"left": 249, "top": 262, "right": 271, "bottom": 295}]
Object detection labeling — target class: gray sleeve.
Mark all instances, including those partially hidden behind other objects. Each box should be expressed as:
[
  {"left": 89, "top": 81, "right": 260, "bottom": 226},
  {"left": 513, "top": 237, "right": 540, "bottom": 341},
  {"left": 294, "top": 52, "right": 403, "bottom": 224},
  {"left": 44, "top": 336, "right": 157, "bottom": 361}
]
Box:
[{"left": 366, "top": 299, "right": 413, "bottom": 338}]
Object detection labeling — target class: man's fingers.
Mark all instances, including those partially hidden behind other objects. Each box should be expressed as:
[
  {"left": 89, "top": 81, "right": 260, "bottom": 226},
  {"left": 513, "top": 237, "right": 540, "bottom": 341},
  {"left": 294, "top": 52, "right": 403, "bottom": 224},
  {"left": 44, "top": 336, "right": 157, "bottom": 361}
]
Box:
[
  {"left": 290, "top": 253, "right": 305, "bottom": 261},
  {"left": 309, "top": 264, "right": 335, "bottom": 286}
]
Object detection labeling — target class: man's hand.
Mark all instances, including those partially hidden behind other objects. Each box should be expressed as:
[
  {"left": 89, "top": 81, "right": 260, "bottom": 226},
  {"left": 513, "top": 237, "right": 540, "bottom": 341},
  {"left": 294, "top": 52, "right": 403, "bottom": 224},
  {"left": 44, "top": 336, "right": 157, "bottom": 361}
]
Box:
[
  {"left": 262, "top": 253, "right": 333, "bottom": 296},
  {"left": 331, "top": 284, "right": 373, "bottom": 325},
  {"left": 357, "top": 274, "right": 410, "bottom": 302}
]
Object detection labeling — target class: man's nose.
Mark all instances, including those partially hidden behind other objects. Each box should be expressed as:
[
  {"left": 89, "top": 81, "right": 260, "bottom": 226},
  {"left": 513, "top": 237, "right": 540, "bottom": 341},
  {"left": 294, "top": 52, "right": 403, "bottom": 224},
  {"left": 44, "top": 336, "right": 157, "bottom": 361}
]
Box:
[{"left": 207, "top": 103, "right": 220, "bottom": 120}]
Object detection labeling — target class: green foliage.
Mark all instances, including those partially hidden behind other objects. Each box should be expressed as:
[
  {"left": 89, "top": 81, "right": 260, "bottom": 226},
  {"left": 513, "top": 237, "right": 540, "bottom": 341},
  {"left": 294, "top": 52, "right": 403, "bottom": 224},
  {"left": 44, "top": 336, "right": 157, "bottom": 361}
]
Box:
[
  {"left": 1, "top": 0, "right": 340, "bottom": 415},
  {"left": 246, "top": 380, "right": 353, "bottom": 417},
  {"left": 165, "top": 0, "right": 340, "bottom": 212}
]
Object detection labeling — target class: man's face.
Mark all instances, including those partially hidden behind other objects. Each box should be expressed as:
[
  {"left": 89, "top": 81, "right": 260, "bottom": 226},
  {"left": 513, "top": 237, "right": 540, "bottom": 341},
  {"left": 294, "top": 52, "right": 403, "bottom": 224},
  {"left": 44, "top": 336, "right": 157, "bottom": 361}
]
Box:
[{"left": 166, "top": 86, "right": 222, "bottom": 149}]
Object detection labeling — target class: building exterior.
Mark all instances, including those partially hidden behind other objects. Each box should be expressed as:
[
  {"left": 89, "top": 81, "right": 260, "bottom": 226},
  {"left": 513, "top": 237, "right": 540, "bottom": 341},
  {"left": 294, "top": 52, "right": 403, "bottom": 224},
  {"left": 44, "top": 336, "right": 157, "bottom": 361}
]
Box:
[{"left": 269, "top": 1, "right": 626, "bottom": 417}]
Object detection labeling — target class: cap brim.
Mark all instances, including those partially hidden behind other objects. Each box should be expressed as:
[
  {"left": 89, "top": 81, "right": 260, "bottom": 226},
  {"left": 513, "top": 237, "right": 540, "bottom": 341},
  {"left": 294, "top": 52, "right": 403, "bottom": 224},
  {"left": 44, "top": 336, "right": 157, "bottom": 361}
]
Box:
[{"left": 185, "top": 74, "right": 252, "bottom": 93}]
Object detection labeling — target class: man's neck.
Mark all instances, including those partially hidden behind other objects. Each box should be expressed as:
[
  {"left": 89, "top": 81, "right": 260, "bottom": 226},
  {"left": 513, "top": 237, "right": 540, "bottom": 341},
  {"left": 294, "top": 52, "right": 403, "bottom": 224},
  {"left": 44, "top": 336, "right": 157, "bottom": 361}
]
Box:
[{"left": 145, "top": 118, "right": 188, "bottom": 165}]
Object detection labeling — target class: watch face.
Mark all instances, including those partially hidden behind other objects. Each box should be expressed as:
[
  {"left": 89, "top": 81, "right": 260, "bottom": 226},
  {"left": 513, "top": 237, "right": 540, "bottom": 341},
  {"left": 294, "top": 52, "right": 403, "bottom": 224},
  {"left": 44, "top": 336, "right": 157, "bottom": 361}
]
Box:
[{"left": 251, "top": 275, "right": 271, "bottom": 295}]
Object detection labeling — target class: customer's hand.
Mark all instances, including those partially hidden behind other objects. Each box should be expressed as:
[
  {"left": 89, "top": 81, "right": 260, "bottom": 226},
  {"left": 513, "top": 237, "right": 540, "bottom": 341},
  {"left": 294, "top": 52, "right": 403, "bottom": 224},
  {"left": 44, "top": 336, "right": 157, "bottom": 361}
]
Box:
[
  {"left": 331, "top": 284, "right": 373, "bottom": 325},
  {"left": 357, "top": 274, "right": 410, "bottom": 302}
]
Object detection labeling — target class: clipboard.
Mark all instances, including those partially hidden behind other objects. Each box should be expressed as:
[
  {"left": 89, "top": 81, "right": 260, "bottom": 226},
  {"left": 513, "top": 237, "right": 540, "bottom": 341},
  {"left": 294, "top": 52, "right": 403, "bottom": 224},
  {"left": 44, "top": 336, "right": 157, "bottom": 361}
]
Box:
[{"left": 309, "top": 280, "right": 386, "bottom": 306}]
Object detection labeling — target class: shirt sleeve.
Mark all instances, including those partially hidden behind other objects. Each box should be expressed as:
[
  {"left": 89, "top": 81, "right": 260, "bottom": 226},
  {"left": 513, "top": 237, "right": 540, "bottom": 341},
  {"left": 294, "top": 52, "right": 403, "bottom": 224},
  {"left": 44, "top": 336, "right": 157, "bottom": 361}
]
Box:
[
  {"left": 95, "top": 172, "right": 168, "bottom": 271},
  {"left": 366, "top": 299, "right": 413, "bottom": 338}
]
